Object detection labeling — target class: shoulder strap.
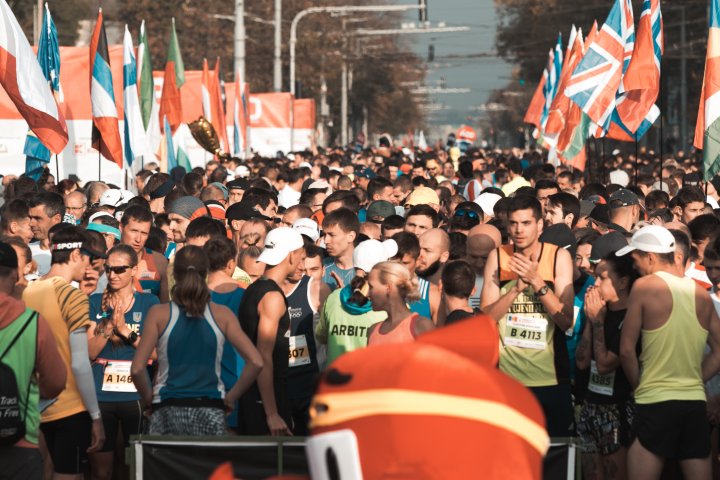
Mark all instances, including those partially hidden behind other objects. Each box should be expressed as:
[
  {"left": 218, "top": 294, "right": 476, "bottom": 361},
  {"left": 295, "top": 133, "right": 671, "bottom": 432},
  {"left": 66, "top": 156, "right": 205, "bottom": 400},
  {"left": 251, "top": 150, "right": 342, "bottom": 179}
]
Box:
[{"left": 0, "top": 311, "right": 38, "bottom": 361}]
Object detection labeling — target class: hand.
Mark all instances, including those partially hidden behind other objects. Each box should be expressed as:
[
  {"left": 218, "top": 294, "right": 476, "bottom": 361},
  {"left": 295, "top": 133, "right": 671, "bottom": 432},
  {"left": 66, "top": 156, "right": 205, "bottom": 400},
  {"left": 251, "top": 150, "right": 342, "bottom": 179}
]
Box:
[
  {"left": 87, "top": 418, "right": 106, "bottom": 453},
  {"left": 80, "top": 268, "right": 100, "bottom": 296},
  {"left": 509, "top": 253, "right": 541, "bottom": 289},
  {"left": 584, "top": 287, "right": 607, "bottom": 323},
  {"left": 330, "top": 271, "right": 345, "bottom": 289},
  {"left": 266, "top": 413, "right": 293, "bottom": 436},
  {"left": 515, "top": 277, "right": 528, "bottom": 293}
]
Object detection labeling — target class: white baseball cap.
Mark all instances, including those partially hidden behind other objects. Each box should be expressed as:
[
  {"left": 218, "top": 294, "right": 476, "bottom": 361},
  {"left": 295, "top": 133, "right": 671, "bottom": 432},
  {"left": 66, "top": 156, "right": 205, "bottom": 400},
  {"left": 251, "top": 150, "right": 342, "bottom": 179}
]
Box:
[
  {"left": 609, "top": 169, "right": 630, "bottom": 187},
  {"left": 474, "top": 192, "right": 502, "bottom": 218},
  {"left": 308, "top": 180, "right": 332, "bottom": 193},
  {"left": 352, "top": 239, "right": 398, "bottom": 273},
  {"left": 616, "top": 225, "right": 676, "bottom": 257},
  {"left": 99, "top": 189, "right": 123, "bottom": 207},
  {"left": 235, "top": 165, "right": 250, "bottom": 178},
  {"left": 293, "top": 218, "right": 320, "bottom": 242},
  {"left": 256, "top": 227, "right": 305, "bottom": 266}
]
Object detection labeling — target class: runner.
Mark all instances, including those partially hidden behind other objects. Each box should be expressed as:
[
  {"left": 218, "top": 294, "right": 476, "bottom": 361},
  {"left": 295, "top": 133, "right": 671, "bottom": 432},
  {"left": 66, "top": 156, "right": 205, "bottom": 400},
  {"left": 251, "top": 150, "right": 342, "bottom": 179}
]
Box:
[
  {"left": 131, "top": 246, "right": 263, "bottom": 436},
  {"left": 238, "top": 227, "right": 305, "bottom": 435},
  {"left": 27, "top": 192, "right": 65, "bottom": 276},
  {"left": 23, "top": 226, "right": 106, "bottom": 478},
  {"left": 481, "top": 195, "right": 575, "bottom": 437},
  {"left": 619, "top": 225, "right": 720, "bottom": 479},
  {"left": 87, "top": 244, "right": 159, "bottom": 480},
  {"left": 120, "top": 205, "right": 169, "bottom": 302}
]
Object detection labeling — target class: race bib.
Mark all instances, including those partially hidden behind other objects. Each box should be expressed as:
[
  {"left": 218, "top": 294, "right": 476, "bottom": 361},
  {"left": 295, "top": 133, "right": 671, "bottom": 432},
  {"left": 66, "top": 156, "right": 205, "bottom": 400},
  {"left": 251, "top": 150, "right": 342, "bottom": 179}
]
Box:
[
  {"left": 503, "top": 315, "right": 547, "bottom": 350},
  {"left": 102, "top": 361, "right": 136, "bottom": 392},
  {"left": 588, "top": 360, "right": 615, "bottom": 396},
  {"left": 288, "top": 335, "right": 311, "bottom": 367}
]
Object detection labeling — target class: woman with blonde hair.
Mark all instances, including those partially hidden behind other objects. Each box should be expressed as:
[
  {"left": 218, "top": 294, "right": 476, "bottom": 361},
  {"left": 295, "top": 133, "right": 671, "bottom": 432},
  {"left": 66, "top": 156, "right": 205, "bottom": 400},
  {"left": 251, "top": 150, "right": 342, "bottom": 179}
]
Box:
[{"left": 367, "top": 261, "right": 435, "bottom": 345}]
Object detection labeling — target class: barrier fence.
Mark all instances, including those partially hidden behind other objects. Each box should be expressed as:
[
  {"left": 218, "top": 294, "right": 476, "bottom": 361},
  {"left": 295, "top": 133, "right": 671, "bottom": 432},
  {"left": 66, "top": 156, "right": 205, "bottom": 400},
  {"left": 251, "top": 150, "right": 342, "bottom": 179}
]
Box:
[{"left": 128, "top": 435, "right": 581, "bottom": 479}]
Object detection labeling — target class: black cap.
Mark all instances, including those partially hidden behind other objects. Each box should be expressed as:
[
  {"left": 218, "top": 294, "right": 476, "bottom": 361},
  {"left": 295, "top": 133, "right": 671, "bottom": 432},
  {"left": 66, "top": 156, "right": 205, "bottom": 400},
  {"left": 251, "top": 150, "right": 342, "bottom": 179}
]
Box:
[
  {"left": 590, "top": 204, "right": 610, "bottom": 225},
  {"left": 609, "top": 189, "right": 640, "bottom": 209},
  {"left": 149, "top": 179, "right": 175, "bottom": 199},
  {"left": 226, "top": 202, "right": 271, "bottom": 222},
  {"left": 0, "top": 242, "right": 18, "bottom": 269},
  {"left": 539, "top": 224, "right": 577, "bottom": 259},
  {"left": 590, "top": 232, "right": 628, "bottom": 262},
  {"left": 227, "top": 178, "right": 250, "bottom": 191},
  {"left": 683, "top": 172, "right": 702, "bottom": 188},
  {"left": 366, "top": 200, "right": 395, "bottom": 223},
  {"left": 355, "top": 167, "right": 377, "bottom": 180}
]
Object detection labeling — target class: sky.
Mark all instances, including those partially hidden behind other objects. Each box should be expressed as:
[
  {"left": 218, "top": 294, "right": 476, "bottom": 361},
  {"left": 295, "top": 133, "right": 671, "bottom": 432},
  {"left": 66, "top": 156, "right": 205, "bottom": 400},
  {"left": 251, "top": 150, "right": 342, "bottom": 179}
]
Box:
[{"left": 399, "top": 0, "right": 512, "bottom": 133}]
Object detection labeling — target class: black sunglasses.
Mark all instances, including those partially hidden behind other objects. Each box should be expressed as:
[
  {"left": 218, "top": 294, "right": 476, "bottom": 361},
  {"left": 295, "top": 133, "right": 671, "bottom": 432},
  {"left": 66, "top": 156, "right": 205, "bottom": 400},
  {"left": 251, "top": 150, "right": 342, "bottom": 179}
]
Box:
[{"left": 104, "top": 265, "right": 131, "bottom": 275}]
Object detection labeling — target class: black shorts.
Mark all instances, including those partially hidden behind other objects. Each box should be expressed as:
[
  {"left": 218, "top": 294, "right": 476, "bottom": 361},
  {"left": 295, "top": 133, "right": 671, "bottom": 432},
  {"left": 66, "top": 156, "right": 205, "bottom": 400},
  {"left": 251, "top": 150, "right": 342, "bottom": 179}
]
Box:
[
  {"left": 41, "top": 411, "right": 91, "bottom": 474},
  {"left": 99, "top": 401, "right": 144, "bottom": 453},
  {"left": 529, "top": 384, "right": 574, "bottom": 437},
  {"left": 633, "top": 400, "right": 711, "bottom": 460}
]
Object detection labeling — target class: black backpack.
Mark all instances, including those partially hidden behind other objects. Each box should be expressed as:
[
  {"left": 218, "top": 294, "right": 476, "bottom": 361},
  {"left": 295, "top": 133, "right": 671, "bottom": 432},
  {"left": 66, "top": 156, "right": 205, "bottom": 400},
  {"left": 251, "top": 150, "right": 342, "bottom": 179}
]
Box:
[{"left": 0, "top": 312, "right": 37, "bottom": 447}]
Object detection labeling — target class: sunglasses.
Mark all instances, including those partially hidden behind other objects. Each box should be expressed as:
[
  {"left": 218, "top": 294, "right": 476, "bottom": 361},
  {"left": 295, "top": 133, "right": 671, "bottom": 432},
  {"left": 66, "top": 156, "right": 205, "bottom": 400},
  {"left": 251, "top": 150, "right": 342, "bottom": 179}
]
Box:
[
  {"left": 104, "top": 265, "right": 131, "bottom": 275},
  {"left": 454, "top": 209, "right": 480, "bottom": 220}
]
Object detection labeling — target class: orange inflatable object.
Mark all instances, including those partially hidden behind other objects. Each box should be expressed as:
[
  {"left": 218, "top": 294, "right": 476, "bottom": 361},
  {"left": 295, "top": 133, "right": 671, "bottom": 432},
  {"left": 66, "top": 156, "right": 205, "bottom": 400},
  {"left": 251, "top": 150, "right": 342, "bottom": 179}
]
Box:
[{"left": 307, "top": 315, "right": 548, "bottom": 479}]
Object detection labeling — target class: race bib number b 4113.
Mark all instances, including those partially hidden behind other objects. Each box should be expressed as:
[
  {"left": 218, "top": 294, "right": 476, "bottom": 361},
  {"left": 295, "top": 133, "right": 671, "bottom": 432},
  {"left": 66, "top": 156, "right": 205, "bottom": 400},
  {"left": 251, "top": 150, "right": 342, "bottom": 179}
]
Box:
[{"left": 504, "top": 315, "right": 547, "bottom": 350}]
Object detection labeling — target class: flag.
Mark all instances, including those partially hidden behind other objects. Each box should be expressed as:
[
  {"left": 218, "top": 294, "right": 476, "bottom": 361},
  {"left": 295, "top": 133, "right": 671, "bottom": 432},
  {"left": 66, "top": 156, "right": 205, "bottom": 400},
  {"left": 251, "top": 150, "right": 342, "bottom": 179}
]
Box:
[
  {"left": 211, "top": 59, "right": 229, "bottom": 154},
  {"left": 696, "top": 0, "right": 720, "bottom": 179},
  {"left": 233, "top": 72, "right": 249, "bottom": 155},
  {"left": 0, "top": 0, "right": 67, "bottom": 154},
  {"left": 566, "top": 0, "right": 635, "bottom": 128},
  {"left": 162, "top": 116, "right": 177, "bottom": 171},
  {"left": 175, "top": 124, "right": 192, "bottom": 172},
  {"left": 544, "top": 26, "right": 582, "bottom": 149},
  {"left": 90, "top": 8, "right": 123, "bottom": 168},
  {"left": 201, "top": 58, "right": 212, "bottom": 121},
  {"left": 159, "top": 18, "right": 185, "bottom": 133},
  {"left": 137, "top": 20, "right": 154, "bottom": 131},
  {"left": 523, "top": 69, "right": 547, "bottom": 129},
  {"left": 123, "top": 25, "right": 147, "bottom": 168},
  {"left": 615, "top": 0, "right": 663, "bottom": 134},
  {"left": 23, "top": 3, "right": 63, "bottom": 179},
  {"left": 540, "top": 33, "right": 563, "bottom": 131}
]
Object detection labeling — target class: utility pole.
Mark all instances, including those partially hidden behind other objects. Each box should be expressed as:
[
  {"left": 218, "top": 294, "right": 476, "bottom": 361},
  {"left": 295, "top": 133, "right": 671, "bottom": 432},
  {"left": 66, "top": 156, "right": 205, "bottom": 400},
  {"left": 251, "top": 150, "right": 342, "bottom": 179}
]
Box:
[
  {"left": 274, "top": 0, "right": 282, "bottom": 92},
  {"left": 341, "top": 17, "right": 348, "bottom": 146},
  {"left": 234, "top": 0, "right": 246, "bottom": 82},
  {"left": 680, "top": 5, "right": 687, "bottom": 152}
]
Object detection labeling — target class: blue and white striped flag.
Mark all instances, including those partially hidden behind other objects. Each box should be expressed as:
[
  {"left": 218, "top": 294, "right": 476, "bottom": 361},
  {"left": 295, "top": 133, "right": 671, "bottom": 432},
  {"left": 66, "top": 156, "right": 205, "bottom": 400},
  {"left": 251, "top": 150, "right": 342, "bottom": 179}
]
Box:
[
  {"left": 123, "top": 25, "right": 147, "bottom": 168},
  {"left": 541, "top": 33, "right": 563, "bottom": 129}
]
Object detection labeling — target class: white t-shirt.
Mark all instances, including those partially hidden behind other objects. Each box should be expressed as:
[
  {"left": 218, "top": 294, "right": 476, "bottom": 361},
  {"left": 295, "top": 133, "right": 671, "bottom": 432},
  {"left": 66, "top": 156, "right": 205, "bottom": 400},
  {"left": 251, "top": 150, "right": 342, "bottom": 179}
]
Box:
[
  {"left": 278, "top": 185, "right": 301, "bottom": 209},
  {"left": 30, "top": 241, "right": 51, "bottom": 277}
]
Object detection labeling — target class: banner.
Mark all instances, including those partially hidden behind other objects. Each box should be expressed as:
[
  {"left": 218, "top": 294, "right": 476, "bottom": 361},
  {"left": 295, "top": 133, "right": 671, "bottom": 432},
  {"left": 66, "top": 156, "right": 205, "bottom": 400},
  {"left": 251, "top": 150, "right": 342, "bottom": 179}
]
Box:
[{"left": 293, "top": 98, "right": 316, "bottom": 152}]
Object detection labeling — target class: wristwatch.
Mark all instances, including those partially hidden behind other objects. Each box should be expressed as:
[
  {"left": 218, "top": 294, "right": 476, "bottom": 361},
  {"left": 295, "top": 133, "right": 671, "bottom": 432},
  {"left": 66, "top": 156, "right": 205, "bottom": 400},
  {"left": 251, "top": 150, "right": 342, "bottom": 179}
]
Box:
[
  {"left": 536, "top": 285, "right": 550, "bottom": 297},
  {"left": 113, "top": 328, "right": 138, "bottom": 345}
]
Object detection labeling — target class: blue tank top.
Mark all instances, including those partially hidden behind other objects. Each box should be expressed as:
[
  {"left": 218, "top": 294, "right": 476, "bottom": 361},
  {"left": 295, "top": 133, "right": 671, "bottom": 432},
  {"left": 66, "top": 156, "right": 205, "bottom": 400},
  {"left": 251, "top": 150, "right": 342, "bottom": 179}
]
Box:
[
  {"left": 90, "top": 292, "right": 160, "bottom": 403},
  {"left": 409, "top": 277, "right": 432, "bottom": 319},
  {"left": 210, "top": 287, "right": 246, "bottom": 427},
  {"left": 153, "top": 303, "right": 225, "bottom": 403},
  {"left": 322, "top": 258, "right": 355, "bottom": 291}
]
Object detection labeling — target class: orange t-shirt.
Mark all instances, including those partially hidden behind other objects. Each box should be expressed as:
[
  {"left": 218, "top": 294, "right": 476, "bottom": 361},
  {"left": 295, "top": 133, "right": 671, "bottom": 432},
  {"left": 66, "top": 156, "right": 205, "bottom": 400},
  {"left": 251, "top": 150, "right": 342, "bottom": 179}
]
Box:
[{"left": 23, "top": 277, "right": 90, "bottom": 422}]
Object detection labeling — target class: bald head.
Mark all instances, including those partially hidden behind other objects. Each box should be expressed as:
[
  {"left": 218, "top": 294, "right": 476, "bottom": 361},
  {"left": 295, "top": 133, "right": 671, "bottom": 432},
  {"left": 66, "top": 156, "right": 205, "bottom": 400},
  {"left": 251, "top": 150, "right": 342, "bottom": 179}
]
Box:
[
  {"left": 416, "top": 228, "right": 450, "bottom": 279},
  {"left": 467, "top": 224, "right": 502, "bottom": 275}
]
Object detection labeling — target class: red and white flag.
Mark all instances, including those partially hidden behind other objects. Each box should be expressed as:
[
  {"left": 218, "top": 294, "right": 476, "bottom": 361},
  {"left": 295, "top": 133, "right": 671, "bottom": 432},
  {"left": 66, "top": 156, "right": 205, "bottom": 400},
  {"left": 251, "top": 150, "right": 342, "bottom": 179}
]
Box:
[{"left": 0, "top": 0, "right": 67, "bottom": 153}]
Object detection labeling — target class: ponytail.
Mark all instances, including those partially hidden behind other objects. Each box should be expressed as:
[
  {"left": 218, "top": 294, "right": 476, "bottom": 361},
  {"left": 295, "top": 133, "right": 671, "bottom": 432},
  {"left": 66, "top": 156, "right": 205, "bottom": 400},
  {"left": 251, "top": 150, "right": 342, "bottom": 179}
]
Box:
[
  {"left": 348, "top": 276, "right": 370, "bottom": 306},
  {"left": 172, "top": 246, "right": 211, "bottom": 318}
]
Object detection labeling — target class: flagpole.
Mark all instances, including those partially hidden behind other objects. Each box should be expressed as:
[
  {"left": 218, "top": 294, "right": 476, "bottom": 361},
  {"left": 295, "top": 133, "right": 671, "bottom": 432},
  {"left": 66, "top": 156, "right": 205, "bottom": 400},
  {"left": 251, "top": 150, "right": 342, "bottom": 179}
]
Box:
[
  {"left": 635, "top": 132, "right": 639, "bottom": 185},
  {"left": 55, "top": 154, "right": 59, "bottom": 182},
  {"left": 659, "top": 83, "right": 664, "bottom": 193},
  {"left": 601, "top": 138, "right": 606, "bottom": 184},
  {"left": 98, "top": 150, "right": 101, "bottom": 182}
]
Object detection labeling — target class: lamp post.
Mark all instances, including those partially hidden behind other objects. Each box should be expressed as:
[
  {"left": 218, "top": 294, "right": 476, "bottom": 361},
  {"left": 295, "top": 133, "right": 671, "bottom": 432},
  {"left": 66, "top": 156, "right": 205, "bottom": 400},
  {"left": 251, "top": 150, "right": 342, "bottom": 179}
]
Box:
[{"left": 289, "top": 4, "right": 425, "bottom": 97}]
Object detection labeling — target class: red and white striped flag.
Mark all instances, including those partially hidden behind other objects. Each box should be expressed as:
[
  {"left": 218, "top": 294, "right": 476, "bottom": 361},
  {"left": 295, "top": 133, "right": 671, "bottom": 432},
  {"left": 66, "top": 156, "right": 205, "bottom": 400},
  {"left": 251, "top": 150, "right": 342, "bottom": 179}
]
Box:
[{"left": 0, "top": 0, "right": 67, "bottom": 153}]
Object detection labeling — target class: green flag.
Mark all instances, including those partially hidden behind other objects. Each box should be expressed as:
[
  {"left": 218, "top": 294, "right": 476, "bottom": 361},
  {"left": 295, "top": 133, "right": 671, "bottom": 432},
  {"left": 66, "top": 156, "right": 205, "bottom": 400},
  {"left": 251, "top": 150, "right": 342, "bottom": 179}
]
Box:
[
  {"left": 169, "top": 18, "right": 184, "bottom": 87},
  {"left": 138, "top": 20, "right": 154, "bottom": 130},
  {"left": 159, "top": 18, "right": 185, "bottom": 132}
]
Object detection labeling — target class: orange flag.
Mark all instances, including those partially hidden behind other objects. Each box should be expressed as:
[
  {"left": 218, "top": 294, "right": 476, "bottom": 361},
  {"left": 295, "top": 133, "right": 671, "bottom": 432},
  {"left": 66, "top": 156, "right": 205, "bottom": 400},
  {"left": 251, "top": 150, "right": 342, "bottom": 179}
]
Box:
[{"left": 211, "top": 59, "right": 229, "bottom": 154}]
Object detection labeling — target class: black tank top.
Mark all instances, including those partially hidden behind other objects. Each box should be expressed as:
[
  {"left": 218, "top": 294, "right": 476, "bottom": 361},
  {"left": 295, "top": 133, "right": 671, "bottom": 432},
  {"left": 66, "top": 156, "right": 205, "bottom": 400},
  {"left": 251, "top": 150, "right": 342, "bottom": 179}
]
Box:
[
  {"left": 286, "top": 276, "right": 319, "bottom": 399},
  {"left": 238, "top": 278, "right": 290, "bottom": 417}
]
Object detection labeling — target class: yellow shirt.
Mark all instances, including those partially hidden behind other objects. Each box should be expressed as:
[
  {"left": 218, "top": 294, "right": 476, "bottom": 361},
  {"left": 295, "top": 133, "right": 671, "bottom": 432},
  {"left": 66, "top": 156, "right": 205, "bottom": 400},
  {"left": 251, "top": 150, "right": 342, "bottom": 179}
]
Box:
[
  {"left": 635, "top": 271, "right": 708, "bottom": 404},
  {"left": 501, "top": 176, "right": 531, "bottom": 196},
  {"left": 23, "top": 277, "right": 90, "bottom": 422}
]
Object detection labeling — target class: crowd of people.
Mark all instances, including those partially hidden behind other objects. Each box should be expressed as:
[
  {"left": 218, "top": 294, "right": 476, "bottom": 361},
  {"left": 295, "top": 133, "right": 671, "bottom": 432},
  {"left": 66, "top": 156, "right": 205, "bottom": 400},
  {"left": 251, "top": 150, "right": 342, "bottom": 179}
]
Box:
[{"left": 2, "top": 144, "right": 720, "bottom": 479}]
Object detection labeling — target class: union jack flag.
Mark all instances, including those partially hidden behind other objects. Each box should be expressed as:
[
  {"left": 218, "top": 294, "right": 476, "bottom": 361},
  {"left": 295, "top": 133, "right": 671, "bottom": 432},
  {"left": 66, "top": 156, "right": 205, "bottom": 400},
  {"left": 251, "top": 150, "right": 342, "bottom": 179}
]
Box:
[{"left": 565, "top": 0, "right": 635, "bottom": 129}]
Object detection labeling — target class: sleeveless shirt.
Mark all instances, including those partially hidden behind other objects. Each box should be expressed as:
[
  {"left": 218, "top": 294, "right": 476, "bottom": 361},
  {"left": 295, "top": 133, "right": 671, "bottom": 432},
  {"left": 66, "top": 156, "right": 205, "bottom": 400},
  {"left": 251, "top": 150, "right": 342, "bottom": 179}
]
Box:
[
  {"left": 368, "top": 313, "right": 419, "bottom": 346},
  {"left": 497, "top": 243, "right": 569, "bottom": 387},
  {"left": 286, "top": 276, "right": 319, "bottom": 400},
  {"left": 635, "top": 271, "right": 708, "bottom": 404}
]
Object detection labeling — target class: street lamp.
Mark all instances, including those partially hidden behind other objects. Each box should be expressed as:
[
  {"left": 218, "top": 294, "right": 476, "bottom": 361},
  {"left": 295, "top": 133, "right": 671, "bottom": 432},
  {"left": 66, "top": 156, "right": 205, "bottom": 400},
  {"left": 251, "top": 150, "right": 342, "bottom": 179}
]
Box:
[{"left": 289, "top": 4, "right": 425, "bottom": 97}]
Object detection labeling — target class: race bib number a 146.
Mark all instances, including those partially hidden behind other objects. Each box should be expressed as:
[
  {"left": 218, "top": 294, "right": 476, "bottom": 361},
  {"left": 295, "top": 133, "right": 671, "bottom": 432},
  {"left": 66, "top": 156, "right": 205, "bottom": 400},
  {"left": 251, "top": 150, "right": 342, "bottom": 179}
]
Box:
[{"left": 102, "top": 361, "right": 136, "bottom": 392}]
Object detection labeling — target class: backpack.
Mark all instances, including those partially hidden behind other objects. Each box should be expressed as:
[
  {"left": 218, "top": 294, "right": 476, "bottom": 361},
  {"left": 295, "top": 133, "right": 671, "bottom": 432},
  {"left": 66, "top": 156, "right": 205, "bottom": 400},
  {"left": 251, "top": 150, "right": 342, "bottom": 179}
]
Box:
[{"left": 0, "top": 312, "right": 37, "bottom": 447}]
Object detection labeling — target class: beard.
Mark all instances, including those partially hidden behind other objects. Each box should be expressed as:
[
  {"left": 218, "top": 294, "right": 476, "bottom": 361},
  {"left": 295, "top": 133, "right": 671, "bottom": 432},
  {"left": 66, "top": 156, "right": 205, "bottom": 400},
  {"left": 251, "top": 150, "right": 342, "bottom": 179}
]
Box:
[{"left": 416, "top": 259, "right": 442, "bottom": 279}]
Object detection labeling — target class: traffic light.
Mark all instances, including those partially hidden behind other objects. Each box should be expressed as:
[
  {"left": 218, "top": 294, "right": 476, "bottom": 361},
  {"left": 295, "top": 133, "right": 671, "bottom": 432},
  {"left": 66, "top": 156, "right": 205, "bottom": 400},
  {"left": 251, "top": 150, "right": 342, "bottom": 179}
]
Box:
[{"left": 419, "top": 0, "right": 427, "bottom": 22}]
